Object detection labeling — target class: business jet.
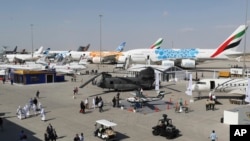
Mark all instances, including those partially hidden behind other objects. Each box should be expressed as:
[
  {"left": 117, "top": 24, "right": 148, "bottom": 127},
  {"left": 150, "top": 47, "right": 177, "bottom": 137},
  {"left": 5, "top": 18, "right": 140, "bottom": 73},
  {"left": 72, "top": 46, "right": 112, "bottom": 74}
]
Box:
[
  {"left": 46, "top": 44, "right": 90, "bottom": 59},
  {"left": 118, "top": 25, "right": 248, "bottom": 69},
  {"left": 35, "top": 54, "right": 87, "bottom": 75},
  {"left": 4, "top": 46, "right": 46, "bottom": 62},
  {"left": 192, "top": 78, "right": 248, "bottom": 95}
]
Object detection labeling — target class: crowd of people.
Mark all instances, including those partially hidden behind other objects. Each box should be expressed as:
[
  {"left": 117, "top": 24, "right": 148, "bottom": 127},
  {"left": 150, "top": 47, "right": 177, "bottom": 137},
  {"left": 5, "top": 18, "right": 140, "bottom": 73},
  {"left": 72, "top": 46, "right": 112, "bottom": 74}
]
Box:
[
  {"left": 79, "top": 96, "right": 104, "bottom": 114},
  {"left": 16, "top": 90, "right": 46, "bottom": 121}
]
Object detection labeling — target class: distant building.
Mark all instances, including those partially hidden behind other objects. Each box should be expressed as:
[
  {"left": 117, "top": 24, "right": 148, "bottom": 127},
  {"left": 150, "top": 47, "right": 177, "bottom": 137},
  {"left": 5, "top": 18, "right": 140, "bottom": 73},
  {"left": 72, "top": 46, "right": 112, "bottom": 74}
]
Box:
[
  {"left": 13, "top": 69, "right": 65, "bottom": 85},
  {"left": 127, "top": 65, "right": 186, "bottom": 82}
]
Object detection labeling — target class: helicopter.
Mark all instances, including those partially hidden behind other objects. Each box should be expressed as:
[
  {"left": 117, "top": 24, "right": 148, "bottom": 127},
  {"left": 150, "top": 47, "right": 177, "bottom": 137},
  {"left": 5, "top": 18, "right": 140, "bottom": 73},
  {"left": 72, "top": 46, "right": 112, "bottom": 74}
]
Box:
[{"left": 79, "top": 67, "right": 156, "bottom": 91}]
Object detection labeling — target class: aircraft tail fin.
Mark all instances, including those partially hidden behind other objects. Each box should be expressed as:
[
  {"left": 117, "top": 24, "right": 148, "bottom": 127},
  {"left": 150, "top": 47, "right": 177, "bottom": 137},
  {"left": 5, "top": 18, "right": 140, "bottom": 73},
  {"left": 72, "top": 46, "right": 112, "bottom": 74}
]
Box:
[
  {"left": 210, "top": 25, "right": 248, "bottom": 58},
  {"left": 149, "top": 38, "right": 163, "bottom": 49},
  {"left": 36, "top": 56, "right": 48, "bottom": 66},
  {"left": 77, "top": 44, "right": 90, "bottom": 51},
  {"left": 43, "top": 48, "right": 51, "bottom": 55},
  {"left": 135, "top": 90, "right": 146, "bottom": 98},
  {"left": 34, "top": 46, "right": 44, "bottom": 54},
  {"left": 78, "top": 55, "right": 89, "bottom": 65},
  {"left": 13, "top": 46, "right": 18, "bottom": 53},
  {"left": 115, "top": 42, "right": 126, "bottom": 52}
]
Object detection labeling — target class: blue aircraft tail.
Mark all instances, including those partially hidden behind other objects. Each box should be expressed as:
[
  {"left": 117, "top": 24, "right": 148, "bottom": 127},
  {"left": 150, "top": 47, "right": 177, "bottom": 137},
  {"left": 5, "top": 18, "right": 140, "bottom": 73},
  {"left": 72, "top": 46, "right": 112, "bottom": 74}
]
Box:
[
  {"left": 43, "top": 48, "right": 50, "bottom": 55},
  {"left": 115, "top": 42, "right": 126, "bottom": 52}
]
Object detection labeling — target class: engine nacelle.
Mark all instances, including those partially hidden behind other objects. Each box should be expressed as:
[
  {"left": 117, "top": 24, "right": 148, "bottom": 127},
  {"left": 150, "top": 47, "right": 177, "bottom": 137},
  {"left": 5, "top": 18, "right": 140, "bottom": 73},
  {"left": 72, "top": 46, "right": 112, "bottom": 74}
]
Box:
[
  {"left": 181, "top": 59, "right": 195, "bottom": 68},
  {"left": 162, "top": 60, "right": 175, "bottom": 67},
  {"left": 117, "top": 56, "right": 127, "bottom": 63},
  {"left": 92, "top": 57, "right": 102, "bottom": 63}
]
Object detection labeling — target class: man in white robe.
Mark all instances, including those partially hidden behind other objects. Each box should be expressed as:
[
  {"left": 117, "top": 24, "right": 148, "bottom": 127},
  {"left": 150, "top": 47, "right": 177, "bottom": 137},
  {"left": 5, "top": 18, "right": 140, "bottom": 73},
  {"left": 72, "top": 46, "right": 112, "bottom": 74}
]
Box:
[
  {"left": 17, "top": 106, "right": 25, "bottom": 120},
  {"left": 40, "top": 107, "right": 46, "bottom": 121},
  {"left": 92, "top": 98, "right": 95, "bottom": 109}
]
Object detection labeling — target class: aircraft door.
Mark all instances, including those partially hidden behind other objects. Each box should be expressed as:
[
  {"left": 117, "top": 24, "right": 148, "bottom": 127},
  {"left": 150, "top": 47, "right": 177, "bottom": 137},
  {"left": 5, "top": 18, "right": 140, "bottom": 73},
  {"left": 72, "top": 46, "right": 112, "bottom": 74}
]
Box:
[
  {"left": 146, "top": 55, "right": 150, "bottom": 65},
  {"left": 210, "top": 81, "right": 215, "bottom": 90}
]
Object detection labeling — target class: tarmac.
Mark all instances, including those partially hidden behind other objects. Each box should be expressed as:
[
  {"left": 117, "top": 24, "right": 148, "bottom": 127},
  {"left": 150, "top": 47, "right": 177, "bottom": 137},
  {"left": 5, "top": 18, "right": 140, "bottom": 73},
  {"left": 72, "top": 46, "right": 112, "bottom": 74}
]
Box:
[{"left": 0, "top": 60, "right": 249, "bottom": 141}]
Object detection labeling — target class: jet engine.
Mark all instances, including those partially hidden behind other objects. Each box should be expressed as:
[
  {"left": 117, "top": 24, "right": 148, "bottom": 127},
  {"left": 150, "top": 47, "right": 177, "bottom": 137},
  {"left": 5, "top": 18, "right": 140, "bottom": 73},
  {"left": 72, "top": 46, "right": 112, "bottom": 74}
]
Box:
[
  {"left": 92, "top": 57, "right": 102, "bottom": 64},
  {"left": 117, "top": 56, "right": 127, "bottom": 63},
  {"left": 162, "top": 60, "right": 175, "bottom": 67},
  {"left": 180, "top": 59, "right": 195, "bottom": 68}
]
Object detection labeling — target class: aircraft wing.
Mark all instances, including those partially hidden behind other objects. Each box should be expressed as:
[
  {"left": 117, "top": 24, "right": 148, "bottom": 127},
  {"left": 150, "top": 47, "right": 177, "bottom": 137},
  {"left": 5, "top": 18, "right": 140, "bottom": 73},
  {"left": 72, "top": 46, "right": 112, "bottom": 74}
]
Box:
[
  {"left": 102, "top": 54, "right": 117, "bottom": 63},
  {"left": 55, "top": 69, "right": 75, "bottom": 75},
  {"left": 228, "top": 89, "right": 246, "bottom": 95},
  {"left": 225, "top": 52, "right": 250, "bottom": 59}
]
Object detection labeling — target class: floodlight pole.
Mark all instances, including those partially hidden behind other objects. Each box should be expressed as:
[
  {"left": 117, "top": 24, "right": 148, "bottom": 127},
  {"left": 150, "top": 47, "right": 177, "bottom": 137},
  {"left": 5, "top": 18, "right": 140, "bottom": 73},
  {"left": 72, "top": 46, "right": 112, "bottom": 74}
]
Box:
[
  {"left": 99, "top": 14, "right": 103, "bottom": 68},
  {"left": 243, "top": 0, "right": 248, "bottom": 77},
  {"left": 31, "top": 24, "right": 34, "bottom": 57}
]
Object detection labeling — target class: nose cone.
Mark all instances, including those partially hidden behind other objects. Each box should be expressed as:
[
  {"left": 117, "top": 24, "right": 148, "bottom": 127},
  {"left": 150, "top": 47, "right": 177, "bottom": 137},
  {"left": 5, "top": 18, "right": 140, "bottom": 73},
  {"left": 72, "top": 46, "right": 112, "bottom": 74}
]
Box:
[{"left": 192, "top": 84, "right": 197, "bottom": 91}]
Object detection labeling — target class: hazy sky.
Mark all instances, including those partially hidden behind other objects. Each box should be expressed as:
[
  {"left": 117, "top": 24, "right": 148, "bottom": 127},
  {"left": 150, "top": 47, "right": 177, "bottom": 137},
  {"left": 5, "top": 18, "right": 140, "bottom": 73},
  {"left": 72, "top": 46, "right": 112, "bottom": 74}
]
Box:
[{"left": 0, "top": 0, "right": 249, "bottom": 52}]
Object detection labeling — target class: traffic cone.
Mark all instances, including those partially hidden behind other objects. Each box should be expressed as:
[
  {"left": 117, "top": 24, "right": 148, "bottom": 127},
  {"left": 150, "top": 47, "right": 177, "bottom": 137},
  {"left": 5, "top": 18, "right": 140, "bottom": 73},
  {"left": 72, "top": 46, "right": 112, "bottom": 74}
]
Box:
[{"left": 154, "top": 106, "right": 160, "bottom": 112}]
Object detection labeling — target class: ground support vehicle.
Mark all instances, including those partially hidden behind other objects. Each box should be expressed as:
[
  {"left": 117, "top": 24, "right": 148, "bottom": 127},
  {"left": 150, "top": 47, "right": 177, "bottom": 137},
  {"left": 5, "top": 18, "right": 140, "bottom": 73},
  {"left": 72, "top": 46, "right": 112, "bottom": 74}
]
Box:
[{"left": 152, "top": 114, "right": 180, "bottom": 139}]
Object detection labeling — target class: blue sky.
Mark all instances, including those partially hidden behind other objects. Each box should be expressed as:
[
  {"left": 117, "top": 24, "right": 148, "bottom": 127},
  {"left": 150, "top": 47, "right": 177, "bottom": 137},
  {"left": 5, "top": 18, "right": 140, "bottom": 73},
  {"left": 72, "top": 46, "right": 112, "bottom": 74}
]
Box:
[{"left": 0, "top": 0, "right": 249, "bottom": 52}]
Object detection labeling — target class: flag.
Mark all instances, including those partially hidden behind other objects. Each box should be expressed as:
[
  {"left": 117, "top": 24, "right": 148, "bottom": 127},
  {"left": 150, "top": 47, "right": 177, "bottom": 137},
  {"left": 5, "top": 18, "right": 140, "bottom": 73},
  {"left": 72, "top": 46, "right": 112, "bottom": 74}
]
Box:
[
  {"left": 155, "top": 70, "right": 160, "bottom": 91},
  {"left": 245, "top": 78, "right": 250, "bottom": 103},
  {"left": 185, "top": 73, "right": 192, "bottom": 96}
]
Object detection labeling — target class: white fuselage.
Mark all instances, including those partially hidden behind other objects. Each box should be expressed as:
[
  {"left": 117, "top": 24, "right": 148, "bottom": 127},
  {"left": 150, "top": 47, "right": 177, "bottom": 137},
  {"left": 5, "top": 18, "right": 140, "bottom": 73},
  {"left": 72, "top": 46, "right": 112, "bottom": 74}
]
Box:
[
  {"left": 118, "top": 48, "right": 237, "bottom": 63},
  {"left": 192, "top": 78, "right": 248, "bottom": 95}
]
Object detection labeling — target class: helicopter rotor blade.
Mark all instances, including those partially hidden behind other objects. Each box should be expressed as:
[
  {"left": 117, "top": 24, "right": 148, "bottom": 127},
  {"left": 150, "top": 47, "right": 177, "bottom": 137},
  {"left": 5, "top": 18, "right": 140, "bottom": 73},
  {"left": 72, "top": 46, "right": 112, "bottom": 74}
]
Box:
[{"left": 79, "top": 73, "right": 103, "bottom": 88}]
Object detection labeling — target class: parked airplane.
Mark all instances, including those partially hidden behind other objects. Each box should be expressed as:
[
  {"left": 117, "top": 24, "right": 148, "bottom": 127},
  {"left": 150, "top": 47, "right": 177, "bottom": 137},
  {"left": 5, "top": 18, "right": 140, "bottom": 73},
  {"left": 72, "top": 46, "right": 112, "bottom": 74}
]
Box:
[
  {"left": 127, "top": 90, "right": 166, "bottom": 103},
  {"left": 5, "top": 46, "right": 46, "bottom": 62},
  {"left": 192, "top": 78, "right": 248, "bottom": 95},
  {"left": 2, "top": 46, "right": 18, "bottom": 54},
  {"left": 35, "top": 54, "right": 87, "bottom": 75},
  {"left": 118, "top": 25, "right": 248, "bottom": 69},
  {"left": 68, "top": 42, "right": 126, "bottom": 63},
  {"left": 47, "top": 44, "right": 90, "bottom": 59}
]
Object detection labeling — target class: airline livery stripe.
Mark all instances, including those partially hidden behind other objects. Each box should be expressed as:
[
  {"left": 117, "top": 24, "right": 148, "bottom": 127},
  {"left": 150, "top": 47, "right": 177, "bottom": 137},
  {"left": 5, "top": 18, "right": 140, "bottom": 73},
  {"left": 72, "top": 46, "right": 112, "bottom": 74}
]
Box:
[{"left": 210, "top": 27, "right": 246, "bottom": 58}]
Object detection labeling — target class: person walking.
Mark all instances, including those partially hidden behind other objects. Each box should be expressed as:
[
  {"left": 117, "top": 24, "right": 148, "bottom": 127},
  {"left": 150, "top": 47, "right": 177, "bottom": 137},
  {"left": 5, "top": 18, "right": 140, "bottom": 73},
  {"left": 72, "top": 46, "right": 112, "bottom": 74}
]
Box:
[
  {"left": 80, "top": 101, "right": 85, "bottom": 113},
  {"left": 0, "top": 117, "right": 3, "bottom": 131},
  {"left": 36, "top": 90, "right": 40, "bottom": 98},
  {"left": 92, "top": 97, "right": 96, "bottom": 109},
  {"left": 209, "top": 130, "right": 218, "bottom": 141},
  {"left": 74, "top": 133, "right": 80, "bottom": 141},
  {"left": 112, "top": 96, "right": 116, "bottom": 107},
  {"left": 40, "top": 107, "right": 46, "bottom": 122},
  {"left": 79, "top": 133, "right": 84, "bottom": 141},
  {"left": 98, "top": 97, "right": 104, "bottom": 113}
]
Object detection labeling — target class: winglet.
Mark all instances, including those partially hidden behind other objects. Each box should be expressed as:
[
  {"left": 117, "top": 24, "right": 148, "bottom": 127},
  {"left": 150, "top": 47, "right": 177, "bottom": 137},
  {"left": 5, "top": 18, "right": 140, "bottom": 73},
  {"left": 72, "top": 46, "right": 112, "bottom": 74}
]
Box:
[
  {"left": 210, "top": 25, "right": 248, "bottom": 58},
  {"left": 150, "top": 38, "right": 163, "bottom": 49},
  {"left": 115, "top": 42, "right": 126, "bottom": 52}
]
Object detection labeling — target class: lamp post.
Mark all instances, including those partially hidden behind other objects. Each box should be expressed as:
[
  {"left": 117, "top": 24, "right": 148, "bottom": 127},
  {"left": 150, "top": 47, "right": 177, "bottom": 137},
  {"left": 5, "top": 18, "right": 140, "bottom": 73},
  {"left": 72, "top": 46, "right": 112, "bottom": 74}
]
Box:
[
  {"left": 243, "top": 0, "right": 248, "bottom": 77},
  {"left": 99, "top": 14, "right": 103, "bottom": 68},
  {"left": 30, "top": 24, "right": 34, "bottom": 58}
]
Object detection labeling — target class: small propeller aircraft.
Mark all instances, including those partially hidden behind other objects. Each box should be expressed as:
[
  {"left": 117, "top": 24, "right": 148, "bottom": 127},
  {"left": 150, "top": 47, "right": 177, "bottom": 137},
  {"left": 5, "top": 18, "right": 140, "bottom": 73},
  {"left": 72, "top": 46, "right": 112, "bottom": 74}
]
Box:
[
  {"left": 79, "top": 67, "right": 156, "bottom": 91},
  {"left": 127, "top": 90, "right": 166, "bottom": 103}
]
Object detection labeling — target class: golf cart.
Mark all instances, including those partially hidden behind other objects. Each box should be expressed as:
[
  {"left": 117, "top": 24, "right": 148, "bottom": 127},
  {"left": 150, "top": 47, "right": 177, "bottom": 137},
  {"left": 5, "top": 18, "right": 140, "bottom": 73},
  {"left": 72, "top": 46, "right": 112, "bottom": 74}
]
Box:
[{"left": 94, "top": 119, "right": 117, "bottom": 141}]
